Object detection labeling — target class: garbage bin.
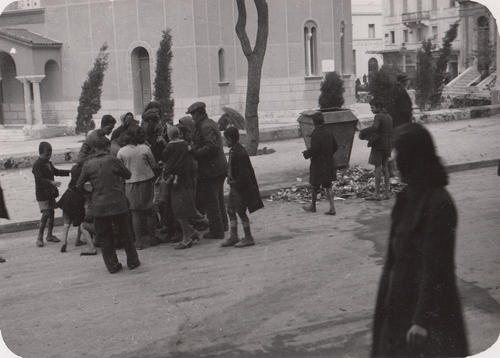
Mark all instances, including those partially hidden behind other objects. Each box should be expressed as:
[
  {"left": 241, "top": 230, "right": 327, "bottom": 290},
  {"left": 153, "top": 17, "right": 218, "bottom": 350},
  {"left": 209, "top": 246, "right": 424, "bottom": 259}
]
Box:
[{"left": 297, "top": 108, "right": 359, "bottom": 168}]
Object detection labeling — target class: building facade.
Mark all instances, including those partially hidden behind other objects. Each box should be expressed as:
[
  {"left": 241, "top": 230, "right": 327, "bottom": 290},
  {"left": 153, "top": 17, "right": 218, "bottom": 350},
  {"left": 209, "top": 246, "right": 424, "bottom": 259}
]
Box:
[
  {"left": 0, "top": 0, "right": 354, "bottom": 132},
  {"left": 379, "top": 0, "right": 496, "bottom": 86},
  {"left": 351, "top": 0, "right": 384, "bottom": 80}
]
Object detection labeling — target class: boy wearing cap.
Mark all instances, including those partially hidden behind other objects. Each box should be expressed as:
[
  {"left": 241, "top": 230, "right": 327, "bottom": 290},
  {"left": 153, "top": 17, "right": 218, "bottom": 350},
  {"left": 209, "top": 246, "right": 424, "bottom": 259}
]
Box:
[{"left": 302, "top": 111, "right": 338, "bottom": 215}]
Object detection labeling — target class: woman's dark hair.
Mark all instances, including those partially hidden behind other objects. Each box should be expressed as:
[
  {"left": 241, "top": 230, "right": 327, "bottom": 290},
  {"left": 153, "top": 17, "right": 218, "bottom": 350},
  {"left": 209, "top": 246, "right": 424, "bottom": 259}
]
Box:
[
  {"left": 124, "top": 126, "right": 146, "bottom": 146},
  {"left": 394, "top": 123, "right": 448, "bottom": 187}
]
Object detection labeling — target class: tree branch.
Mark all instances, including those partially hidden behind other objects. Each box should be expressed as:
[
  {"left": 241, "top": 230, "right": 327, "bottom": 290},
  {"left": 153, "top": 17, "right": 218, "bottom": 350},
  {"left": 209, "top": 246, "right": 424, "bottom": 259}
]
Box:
[
  {"left": 253, "top": 0, "right": 269, "bottom": 58},
  {"left": 235, "top": 0, "right": 253, "bottom": 57}
]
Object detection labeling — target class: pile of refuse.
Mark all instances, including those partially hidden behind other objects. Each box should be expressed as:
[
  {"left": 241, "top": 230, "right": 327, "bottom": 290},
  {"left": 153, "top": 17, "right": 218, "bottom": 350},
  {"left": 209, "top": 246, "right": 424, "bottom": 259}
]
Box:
[{"left": 269, "top": 166, "right": 405, "bottom": 203}]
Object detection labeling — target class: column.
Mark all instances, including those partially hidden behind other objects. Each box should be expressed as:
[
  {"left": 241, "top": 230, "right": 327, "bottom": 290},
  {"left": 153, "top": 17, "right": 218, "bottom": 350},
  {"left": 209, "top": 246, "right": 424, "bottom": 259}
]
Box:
[
  {"left": 16, "top": 76, "right": 33, "bottom": 126},
  {"left": 30, "top": 76, "right": 45, "bottom": 126},
  {"left": 492, "top": 31, "right": 500, "bottom": 104}
]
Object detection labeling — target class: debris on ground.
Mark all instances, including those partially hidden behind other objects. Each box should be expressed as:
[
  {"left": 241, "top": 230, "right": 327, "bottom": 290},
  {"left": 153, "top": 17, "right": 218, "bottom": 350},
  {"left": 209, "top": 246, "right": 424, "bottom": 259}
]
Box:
[{"left": 268, "top": 166, "right": 405, "bottom": 202}]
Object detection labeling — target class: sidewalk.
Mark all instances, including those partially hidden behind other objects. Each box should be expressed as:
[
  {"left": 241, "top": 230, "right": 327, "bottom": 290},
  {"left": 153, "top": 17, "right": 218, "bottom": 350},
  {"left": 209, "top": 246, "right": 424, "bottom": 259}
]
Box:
[{"left": 0, "top": 115, "right": 499, "bottom": 232}]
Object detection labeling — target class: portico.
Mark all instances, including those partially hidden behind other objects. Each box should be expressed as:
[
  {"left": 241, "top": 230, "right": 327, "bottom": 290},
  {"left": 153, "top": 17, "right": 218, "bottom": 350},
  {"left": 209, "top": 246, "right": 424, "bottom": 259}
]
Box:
[{"left": 0, "top": 28, "right": 61, "bottom": 128}]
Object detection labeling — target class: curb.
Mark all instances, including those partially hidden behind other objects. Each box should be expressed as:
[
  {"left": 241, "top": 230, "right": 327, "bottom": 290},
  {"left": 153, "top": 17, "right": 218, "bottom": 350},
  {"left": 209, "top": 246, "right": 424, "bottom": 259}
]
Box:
[{"left": 0, "top": 158, "right": 498, "bottom": 236}]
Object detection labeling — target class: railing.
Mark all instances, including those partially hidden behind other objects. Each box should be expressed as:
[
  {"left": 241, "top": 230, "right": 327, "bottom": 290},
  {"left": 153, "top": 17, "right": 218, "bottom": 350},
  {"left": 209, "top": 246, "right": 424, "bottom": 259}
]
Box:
[{"left": 402, "top": 11, "right": 430, "bottom": 23}]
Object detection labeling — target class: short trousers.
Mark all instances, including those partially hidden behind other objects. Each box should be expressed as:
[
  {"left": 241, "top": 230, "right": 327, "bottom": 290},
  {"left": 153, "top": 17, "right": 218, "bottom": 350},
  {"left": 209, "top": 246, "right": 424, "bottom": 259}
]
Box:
[
  {"left": 38, "top": 199, "right": 56, "bottom": 212},
  {"left": 369, "top": 149, "right": 390, "bottom": 167}
]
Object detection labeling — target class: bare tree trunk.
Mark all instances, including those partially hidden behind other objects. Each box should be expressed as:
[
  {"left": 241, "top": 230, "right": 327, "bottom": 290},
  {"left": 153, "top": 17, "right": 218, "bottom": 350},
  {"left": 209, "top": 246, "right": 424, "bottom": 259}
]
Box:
[{"left": 235, "top": 0, "right": 268, "bottom": 156}]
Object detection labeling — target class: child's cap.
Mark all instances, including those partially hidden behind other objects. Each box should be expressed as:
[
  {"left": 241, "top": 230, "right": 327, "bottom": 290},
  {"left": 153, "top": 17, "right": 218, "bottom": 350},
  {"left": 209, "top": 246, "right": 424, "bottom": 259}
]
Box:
[
  {"left": 39, "top": 141, "right": 52, "bottom": 154},
  {"left": 223, "top": 127, "right": 239, "bottom": 142}
]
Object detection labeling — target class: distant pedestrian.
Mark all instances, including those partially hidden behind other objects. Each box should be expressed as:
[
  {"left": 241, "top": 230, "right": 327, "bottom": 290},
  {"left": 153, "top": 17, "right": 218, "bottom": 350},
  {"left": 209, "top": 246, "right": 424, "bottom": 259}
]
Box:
[
  {"left": 221, "top": 127, "right": 263, "bottom": 248},
  {"left": 302, "top": 111, "right": 338, "bottom": 215},
  {"left": 188, "top": 102, "right": 228, "bottom": 240},
  {"left": 117, "top": 126, "right": 160, "bottom": 250},
  {"left": 387, "top": 73, "right": 413, "bottom": 129},
  {"left": 162, "top": 126, "right": 200, "bottom": 249},
  {"left": 371, "top": 123, "right": 468, "bottom": 358},
  {"left": 77, "top": 114, "right": 117, "bottom": 163},
  {"left": 57, "top": 162, "right": 87, "bottom": 253},
  {"left": 360, "top": 99, "right": 393, "bottom": 200},
  {"left": 77, "top": 137, "right": 140, "bottom": 274},
  {"left": 32, "top": 142, "right": 70, "bottom": 247}
]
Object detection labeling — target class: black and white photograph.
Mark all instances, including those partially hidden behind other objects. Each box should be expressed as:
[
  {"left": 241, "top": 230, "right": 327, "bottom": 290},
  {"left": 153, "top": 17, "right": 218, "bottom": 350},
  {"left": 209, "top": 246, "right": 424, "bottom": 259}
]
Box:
[{"left": 0, "top": 0, "right": 499, "bottom": 357}]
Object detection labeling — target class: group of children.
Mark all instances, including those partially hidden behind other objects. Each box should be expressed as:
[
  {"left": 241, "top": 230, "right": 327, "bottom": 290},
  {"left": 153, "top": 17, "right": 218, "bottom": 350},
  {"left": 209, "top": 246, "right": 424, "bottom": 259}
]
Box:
[{"left": 31, "top": 102, "right": 264, "bottom": 273}]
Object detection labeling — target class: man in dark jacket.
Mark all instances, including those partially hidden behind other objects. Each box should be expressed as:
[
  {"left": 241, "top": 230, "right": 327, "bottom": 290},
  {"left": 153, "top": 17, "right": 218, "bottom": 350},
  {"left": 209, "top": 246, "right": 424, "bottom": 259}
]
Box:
[
  {"left": 302, "top": 111, "right": 338, "bottom": 215},
  {"left": 387, "top": 74, "right": 413, "bottom": 129},
  {"left": 77, "top": 137, "right": 140, "bottom": 274},
  {"left": 77, "top": 114, "right": 117, "bottom": 163},
  {"left": 188, "top": 102, "right": 228, "bottom": 240}
]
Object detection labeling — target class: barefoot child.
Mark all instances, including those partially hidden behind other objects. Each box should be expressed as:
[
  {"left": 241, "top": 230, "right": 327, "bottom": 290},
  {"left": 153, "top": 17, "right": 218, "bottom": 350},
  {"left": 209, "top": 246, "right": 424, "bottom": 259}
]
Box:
[
  {"left": 360, "top": 98, "right": 393, "bottom": 200},
  {"left": 221, "top": 127, "right": 263, "bottom": 248},
  {"left": 32, "top": 142, "right": 70, "bottom": 247},
  {"left": 58, "top": 162, "right": 87, "bottom": 252}
]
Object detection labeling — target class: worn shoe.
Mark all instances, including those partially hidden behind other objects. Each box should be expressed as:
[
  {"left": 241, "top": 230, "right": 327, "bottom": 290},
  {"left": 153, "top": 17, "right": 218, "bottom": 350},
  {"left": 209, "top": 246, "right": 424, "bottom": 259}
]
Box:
[
  {"left": 36, "top": 239, "right": 44, "bottom": 247},
  {"left": 128, "top": 261, "right": 141, "bottom": 270},
  {"left": 302, "top": 205, "right": 316, "bottom": 213},
  {"left": 109, "top": 263, "right": 123, "bottom": 274},
  {"left": 46, "top": 235, "right": 61, "bottom": 243},
  {"left": 235, "top": 237, "right": 255, "bottom": 248},
  {"left": 174, "top": 240, "right": 193, "bottom": 250},
  {"left": 324, "top": 210, "right": 336, "bottom": 216},
  {"left": 204, "top": 232, "right": 224, "bottom": 240},
  {"left": 221, "top": 237, "right": 239, "bottom": 247},
  {"left": 60, "top": 244, "right": 67, "bottom": 253}
]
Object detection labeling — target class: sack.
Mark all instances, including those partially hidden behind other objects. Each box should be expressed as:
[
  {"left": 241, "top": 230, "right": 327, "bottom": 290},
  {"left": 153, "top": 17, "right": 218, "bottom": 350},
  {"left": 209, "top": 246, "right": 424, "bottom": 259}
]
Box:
[{"left": 153, "top": 174, "right": 170, "bottom": 205}]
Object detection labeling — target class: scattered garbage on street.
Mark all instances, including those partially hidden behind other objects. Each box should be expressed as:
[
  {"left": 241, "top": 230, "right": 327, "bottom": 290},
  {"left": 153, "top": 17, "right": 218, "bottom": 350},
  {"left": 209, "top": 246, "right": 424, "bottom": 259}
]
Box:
[{"left": 268, "top": 166, "right": 405, "bottom": 203}]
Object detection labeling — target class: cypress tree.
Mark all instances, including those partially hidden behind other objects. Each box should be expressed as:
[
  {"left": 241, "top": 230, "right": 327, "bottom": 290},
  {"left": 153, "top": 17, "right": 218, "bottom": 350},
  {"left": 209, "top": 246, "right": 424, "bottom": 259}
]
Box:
[
  {"left": 76, "top": 43, "right": 109, "bottom": 135},
  {"left": 416, "top": 39, "right": 435, "bottom": 110},
  {"left": 154, "top": 29, "right": 174, "bottom": 123}
]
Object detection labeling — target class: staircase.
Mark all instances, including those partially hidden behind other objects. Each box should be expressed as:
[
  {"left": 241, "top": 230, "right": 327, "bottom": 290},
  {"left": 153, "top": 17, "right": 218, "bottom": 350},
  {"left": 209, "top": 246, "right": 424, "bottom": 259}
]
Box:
[{"left": 442, "top": 66, "right": 482, "bottom": 98}]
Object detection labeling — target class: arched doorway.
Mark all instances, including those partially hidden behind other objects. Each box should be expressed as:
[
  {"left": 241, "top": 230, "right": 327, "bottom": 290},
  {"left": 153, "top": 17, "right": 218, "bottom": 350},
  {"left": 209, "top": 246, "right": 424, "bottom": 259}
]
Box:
[
  {"left": 41, "top": 60, "right": 62, "bottom": 124},
  {"left": 368, "top": 57, "right": 379, "bottom": 74},
  {"left": 0, "top": 52, "right": 24, "bottom": 125},
  {"left": 477, "top": 16, "right": 490, "bottom": 74},
  {"left": 131, "top": 47, "right": 152, "bottom": 114}
]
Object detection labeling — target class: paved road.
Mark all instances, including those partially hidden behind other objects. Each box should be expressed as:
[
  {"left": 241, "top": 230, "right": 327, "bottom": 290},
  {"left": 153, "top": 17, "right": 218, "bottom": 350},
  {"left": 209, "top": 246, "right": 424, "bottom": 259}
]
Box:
[{"left": 0, "top": 167, "right": 498, "bottom": 358}]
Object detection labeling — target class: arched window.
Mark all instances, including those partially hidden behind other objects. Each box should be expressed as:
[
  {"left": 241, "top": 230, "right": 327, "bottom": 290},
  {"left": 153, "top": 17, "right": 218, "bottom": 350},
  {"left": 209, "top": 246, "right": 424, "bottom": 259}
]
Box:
[
  {"left": 218, "top": 48, "right": 225, "bottom": 82},
  {"left": 368, "top": 58, "right": 379, "bottom": 74},
  {"left": 131, "top": 47, "right": 151, "bottom": 114},
  {"left": 304, "top": 21, "right": 318, "bottom": 76}
]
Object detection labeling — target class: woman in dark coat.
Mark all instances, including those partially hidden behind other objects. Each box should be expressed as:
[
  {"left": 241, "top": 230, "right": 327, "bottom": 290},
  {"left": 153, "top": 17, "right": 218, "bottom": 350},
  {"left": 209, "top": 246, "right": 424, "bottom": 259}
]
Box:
[
  {"left": 302, "top": 111, "right": 338, "bottom": 215},
  {"left": 371, "top": 123, "right": 469, "bottom": 358}
]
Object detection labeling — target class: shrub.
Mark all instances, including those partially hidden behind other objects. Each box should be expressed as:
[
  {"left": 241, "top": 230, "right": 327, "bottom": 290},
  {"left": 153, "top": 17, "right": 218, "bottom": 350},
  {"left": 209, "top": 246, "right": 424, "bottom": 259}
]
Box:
[{"left": 319, "top": 72, "right": 345, "bottom": 109}]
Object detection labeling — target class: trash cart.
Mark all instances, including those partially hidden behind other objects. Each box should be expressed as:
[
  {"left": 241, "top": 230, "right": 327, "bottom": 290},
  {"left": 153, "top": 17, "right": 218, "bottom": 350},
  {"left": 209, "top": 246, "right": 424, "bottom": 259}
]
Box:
[{"left": 297, "top": 108, "right": 359, "bottom": 168}]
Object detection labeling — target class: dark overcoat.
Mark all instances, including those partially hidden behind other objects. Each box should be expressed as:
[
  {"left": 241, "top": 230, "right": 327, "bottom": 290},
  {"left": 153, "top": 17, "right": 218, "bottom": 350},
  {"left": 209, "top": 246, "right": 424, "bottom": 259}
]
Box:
[
  {"left": 303, "top": 125, "right": 338, "bottom": 186},
  {"left": 228, "top": 143, "right": 263, "bottom": 213},
  {"left": 192, "top": 115, "right": 228, "bottom": 181},
  {"left": 371, "top": 186, "right": 469, "bottom": 358},
  {"left": 388, "top": 83, "right": 413, "bottom": 128}
]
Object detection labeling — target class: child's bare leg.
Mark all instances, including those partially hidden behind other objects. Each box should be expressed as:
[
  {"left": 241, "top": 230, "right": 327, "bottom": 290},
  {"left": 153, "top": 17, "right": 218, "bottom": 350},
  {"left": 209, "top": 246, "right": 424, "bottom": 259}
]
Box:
[
  {"left": 46, "top": 209, "right": 60, "bottom": 242},
  {"left": 235, "top": 210, "right": 255, "bottom": 247},
  {"left": 79, "top": 223, "right": 97, "bottom": 255},
  {"left": 303, "top": 187, "right": 318, "bottom": 213},
  {"left": 60, "top": 213, "right": 71, "bottom": 253},
  {"left": 221, "top": 207, "right": 239, "bottom": 247},
  {"left": 325, "top": 186, "right": 336, "bottom": 215},
  {"left": 36, "top": 209, "right": 51, "bottom": 247},
  {"left": 75, "top": 226, "right": 86, "bottom": 246},
  {"left": 382, "top": 160, "right": 391, "bottom": 199},
  {"left": 174, "top": 219, "right": 194, "bottom": 249}
]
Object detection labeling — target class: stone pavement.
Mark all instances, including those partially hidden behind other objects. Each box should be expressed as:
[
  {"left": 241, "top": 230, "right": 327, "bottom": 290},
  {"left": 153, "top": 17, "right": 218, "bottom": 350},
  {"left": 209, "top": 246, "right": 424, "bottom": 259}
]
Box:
[
  {"left": 0, "top": 167, "right": 498, "bottom": 358},
  {"left": 0, "top": 115, "right": 499, "bottom": 229}
]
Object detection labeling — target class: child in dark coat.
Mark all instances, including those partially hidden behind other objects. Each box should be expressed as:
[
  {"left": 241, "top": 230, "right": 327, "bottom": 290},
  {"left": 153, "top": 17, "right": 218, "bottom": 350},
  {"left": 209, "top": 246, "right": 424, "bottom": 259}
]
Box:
[
  {"left": 32, "top": 142, "right": 70, "bottom": 247},
  {"left": 221, "top": 127, "right": 263, "bottom": 248},
  {"left": 57, "top": 162, "right": 87, "bottom": 253}
]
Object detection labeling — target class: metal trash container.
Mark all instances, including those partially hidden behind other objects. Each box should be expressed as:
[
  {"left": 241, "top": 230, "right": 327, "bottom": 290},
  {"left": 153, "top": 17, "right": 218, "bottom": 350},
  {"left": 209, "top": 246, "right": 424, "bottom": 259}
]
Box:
[{"left": 297, "top": 108, "right": 359, "bottom": 168}]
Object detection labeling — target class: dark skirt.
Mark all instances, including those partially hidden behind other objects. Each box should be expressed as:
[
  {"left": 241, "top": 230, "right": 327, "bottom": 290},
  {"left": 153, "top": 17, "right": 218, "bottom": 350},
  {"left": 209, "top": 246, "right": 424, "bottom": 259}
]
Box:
[
  {"left": 125, "top": 178, "right": 155, "bottom": 211},
  {"left": 57, "top": 188, "right": 85, "bottom": 226},
  {"left": 171, "top": 176, "right": 198, "bottom": 219}
]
